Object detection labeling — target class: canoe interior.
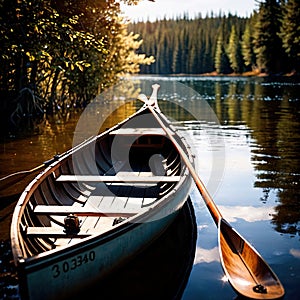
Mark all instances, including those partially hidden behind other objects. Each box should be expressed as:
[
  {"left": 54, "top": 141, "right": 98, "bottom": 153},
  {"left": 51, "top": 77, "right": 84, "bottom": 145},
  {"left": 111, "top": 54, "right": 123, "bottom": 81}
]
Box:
[{"left": 15, "top": 109, "right": 188, "bottom": 259}]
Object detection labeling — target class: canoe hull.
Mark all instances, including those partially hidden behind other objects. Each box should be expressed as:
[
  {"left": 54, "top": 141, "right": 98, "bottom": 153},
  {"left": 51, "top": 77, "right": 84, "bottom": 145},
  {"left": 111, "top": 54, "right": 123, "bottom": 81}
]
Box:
[{"left": 18, "top": 167, "right": 192, "bottom": 300}]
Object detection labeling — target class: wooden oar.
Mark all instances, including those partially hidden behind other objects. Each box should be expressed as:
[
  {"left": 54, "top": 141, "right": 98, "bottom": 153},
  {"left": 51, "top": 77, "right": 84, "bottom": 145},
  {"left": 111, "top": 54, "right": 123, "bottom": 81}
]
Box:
[{"left": 138, "top": 85, "right": 285, "bottom": 299}]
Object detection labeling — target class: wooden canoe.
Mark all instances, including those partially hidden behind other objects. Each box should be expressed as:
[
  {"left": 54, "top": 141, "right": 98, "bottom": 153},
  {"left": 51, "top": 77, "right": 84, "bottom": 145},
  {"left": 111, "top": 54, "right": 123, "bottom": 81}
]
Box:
[{"left": 10, "top": 93, "right": 194, "bottom": 300}]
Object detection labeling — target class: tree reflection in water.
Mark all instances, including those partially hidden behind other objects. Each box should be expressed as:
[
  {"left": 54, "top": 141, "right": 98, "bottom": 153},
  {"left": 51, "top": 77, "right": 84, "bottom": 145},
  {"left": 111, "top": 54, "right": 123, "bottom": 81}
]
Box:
[{"left": 205, "top": 78, "right": 300, "bottom": 236}]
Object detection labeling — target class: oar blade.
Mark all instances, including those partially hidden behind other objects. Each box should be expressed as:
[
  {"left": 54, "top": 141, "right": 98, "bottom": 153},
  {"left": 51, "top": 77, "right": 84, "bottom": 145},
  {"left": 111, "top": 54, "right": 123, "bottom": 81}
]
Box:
[{"left": 218, "top": 218, "right": 284, "bottom": 299}]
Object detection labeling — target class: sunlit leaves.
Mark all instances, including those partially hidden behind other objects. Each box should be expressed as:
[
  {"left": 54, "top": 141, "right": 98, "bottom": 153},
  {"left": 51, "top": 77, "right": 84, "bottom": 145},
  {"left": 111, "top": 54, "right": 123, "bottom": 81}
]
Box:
[
  {"left": 26, "top": 52, "right": 35, "bottom": 62},
  {"left": 0, "top": 0, "right": 152, "bottom": 119}
]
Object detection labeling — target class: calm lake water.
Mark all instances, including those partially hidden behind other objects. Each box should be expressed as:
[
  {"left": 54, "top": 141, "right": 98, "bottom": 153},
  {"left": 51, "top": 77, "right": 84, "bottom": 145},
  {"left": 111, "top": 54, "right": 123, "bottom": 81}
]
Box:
[{"left": 0, "top": 75, "right": 299, "bottom": 299}]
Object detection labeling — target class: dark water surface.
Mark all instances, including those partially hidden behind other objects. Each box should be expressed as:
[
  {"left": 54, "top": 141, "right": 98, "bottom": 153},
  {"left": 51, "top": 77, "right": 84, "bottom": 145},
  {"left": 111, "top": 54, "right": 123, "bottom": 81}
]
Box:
[{"left": 0, "top": 76, "right": 299, "bottom": 299}]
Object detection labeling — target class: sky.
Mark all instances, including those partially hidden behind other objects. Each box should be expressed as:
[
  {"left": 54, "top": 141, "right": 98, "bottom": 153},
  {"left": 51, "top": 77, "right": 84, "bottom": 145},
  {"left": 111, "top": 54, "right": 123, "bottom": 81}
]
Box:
[{"left": 120, "top": 0, "right": 257, "bottom": 21}]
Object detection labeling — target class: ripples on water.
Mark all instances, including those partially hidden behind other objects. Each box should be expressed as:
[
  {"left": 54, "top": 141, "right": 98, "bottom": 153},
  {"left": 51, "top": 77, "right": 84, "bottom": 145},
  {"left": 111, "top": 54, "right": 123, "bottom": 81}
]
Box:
[{"left": 0, "top": 76, "right": 299, "bottom": 299}]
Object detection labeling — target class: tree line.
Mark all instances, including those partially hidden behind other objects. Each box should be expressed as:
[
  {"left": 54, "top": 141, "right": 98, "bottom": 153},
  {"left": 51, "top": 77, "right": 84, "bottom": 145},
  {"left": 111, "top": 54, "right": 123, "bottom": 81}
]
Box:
[
  {"left": 0, "top": 0, "right": 153, "bottom": 134},
  {"left": 129, "top": 0, "right": 300, "bottom": 75}
]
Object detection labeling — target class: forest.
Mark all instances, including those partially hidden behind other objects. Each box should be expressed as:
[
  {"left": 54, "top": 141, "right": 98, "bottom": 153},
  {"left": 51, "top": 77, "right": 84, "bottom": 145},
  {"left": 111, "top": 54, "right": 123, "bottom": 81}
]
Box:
[
  {"left": 129, "top": 0, "right": 300, "bottom": 75},
  {"left": 0, "top": 0, "right": 299, "bottom": 136}
]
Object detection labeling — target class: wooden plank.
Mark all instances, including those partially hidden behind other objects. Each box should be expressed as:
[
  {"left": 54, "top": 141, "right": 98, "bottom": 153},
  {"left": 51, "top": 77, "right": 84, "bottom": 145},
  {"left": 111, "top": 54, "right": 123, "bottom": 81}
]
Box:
[
  {"left": 26, "top": 227, "right": 96, "bottom": 238},
  {"left": 109, "top": 128, "right": 173, "bottom": 136},
  {"left": 34, "top": 205, "right": 139, "bottom": 216},
  {"left": 56, "top": 175, "right": 180, "bottom": 183}
]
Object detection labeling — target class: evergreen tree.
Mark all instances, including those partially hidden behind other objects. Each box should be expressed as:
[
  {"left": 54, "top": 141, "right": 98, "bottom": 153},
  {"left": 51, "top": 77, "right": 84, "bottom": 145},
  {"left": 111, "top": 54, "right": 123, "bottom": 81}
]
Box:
[
  {"left": 279, "top": 0, "right": 300, "bottom": 72},
  {"left": 188, "top": 37, "right": 198, "bottom": 73},
  {"left": 214, "top": 32, "right": 230, "bottom": 73},
  {"left": 241, "top": 22, "right": 256, "bottom": 70},
  {"left": 227, "top": 25, "right": 243, "bottom": 73},
  {"left": 128, "top": 6, "right": 299, "bottom": 75},
  {"left": 253, "top": 0, "right": 284, "bottom": 74},
  {"left": 215, "top": 33, "right": 223, "bottom": 73},
  {"left": 203, "top": 28, "right": 214, "bottom": 73},
  {"left": 172, "top": 35, "right": 181, "bottom": 73}
]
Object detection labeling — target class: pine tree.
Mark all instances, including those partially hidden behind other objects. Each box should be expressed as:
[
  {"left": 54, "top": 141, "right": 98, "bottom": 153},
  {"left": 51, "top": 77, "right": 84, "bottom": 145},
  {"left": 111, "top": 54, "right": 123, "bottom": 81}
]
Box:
[
  {"left": 172, "top": 35, "right": 181, "bottom": 73},
  {"left": 279, "top": 0, "right": 300, "bottom": 72},
  {"left": 253, "top": 0, "right": 284, "bottom": 74},
  {"left": 214, "top": 32, "right": 230, "bottom": 74},
  {"left": 130, "top": 15, "right": 229, "bottom": 74},
  {"left": 227, "top": 25, "right": 242, "bottom": 73},
  {"left": 241, "top": 22, "right": 255, "bottom": 70}
]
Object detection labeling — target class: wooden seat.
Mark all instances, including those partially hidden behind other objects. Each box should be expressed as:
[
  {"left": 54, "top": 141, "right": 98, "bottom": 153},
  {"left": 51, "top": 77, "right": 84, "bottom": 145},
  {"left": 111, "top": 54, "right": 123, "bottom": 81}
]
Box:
[
  {"left": 56, "top": 175, "right": 180, "bottom": 183},
  {"left": 26, "top": 227, "right": 97, "bottom": 238},
  {"left": 34, "top": 205, "right": 140, "bottom": 217},
  {"left": 109, "top": 128, "right": 172, "bottom": 136}
]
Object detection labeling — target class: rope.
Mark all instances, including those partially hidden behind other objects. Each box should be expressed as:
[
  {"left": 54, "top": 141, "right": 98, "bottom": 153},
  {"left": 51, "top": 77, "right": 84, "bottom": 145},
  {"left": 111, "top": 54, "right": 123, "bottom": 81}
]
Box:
[{"left": 0, "top": 164, "right": 45, "bottom": 182}]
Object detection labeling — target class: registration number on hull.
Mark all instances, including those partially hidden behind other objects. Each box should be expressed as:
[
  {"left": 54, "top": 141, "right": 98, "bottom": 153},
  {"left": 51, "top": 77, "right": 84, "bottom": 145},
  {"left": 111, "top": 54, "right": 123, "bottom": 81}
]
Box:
[{"left": 51, "top": 251, "right": 96, "bottom": 278}]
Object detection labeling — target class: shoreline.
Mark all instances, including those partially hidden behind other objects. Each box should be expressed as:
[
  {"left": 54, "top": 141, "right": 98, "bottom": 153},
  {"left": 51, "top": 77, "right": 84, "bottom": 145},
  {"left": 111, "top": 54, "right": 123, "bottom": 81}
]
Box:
[{"left": 133, "top": 71, "right": 300, "bottom": 78}]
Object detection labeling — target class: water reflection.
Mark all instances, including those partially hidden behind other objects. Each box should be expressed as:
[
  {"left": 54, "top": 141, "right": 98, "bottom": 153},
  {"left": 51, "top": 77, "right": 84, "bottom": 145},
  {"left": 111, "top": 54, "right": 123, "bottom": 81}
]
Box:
[
  {"left": 219, "top": 205, "right": 275, "bottom": 223},
  {"left": 194, "top": 246, "right": 219, "bottom": 264},
  {"left": 250, "top": 96, "right": 300, "bottom": 235},
  {"left": 185, "top": 77, "right": 300, "bottom": 236}
]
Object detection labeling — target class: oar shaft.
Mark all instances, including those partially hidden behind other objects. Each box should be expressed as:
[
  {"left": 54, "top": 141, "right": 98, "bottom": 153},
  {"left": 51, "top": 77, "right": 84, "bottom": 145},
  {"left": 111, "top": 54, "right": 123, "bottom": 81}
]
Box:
[{"left": 148, "top": 106, "right": 222, "bottom": 225}]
